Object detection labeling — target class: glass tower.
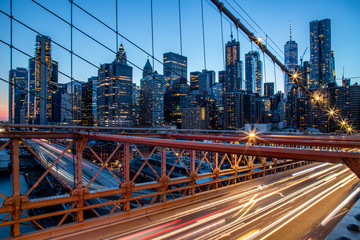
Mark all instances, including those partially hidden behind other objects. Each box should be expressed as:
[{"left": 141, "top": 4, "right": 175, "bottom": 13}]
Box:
[
  {"left": 163, "top": 52, "right": 187, "bottom": 88},
  {"left": 310, "top": 19, "right": 334, "bottom": 88},
  {"left": 245, "top": 51, "right": 262, "bottom": 95},
  {"left": 97, "top": 44, "right": 133, "bottom": 127},
  {"left": 225, "top": 39, "right": 242, "bottom": 92},
  {"left": 284, "top": 25, "right": 298, "bottom": 97}
]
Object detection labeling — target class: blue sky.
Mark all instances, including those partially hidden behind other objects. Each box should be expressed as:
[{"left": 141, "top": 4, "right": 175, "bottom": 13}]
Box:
[{"left": 0, "top": 0, "right": 359, "bottom": 120}]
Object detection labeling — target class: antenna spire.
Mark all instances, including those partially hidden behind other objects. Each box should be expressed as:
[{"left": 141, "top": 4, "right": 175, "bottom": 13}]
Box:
[{"left": 290, "top": 20, "right": 292, "bottom": 41}]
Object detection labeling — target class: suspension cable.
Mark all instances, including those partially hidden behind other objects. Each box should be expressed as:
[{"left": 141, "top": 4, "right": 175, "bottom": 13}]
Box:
[
  {"left": 263, "top": 35, "right": 267, "bottom": 84},
  {"left": 116, "top": 0, "right": 118, "bottom": 51},
  {"left": 0, "top": 77, "right": 73, "bottom": 114},
  {"left": 273, "top": 61, "right": 277, "bottom": 93},
  {"left": 220, "top": 11, "right": 225, "bottom": 70},
  {"left": 150, "top": 0, "right": 155, "bottom": 69},
  {"left": 230, "top": 0, "right": 285, "bottom": 57},
  {"left": 9, "top": 0, "right": 13, "bottom": 124},
  {"left": 178, "top": 0, "right": 183, "bottom": 56},
  {"left": 200, "top": 0, "right": 207, "bottom": 70}
]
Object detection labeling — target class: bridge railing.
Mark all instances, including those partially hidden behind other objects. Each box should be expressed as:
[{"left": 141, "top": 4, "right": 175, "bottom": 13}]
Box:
[{"left": 0, "top": 130, "right": 359, "bottom": 237}]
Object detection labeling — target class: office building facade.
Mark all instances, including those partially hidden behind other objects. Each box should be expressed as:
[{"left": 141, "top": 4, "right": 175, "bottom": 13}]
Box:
[
  {"left": 97, "top": 44, "right": 133, "bottom": 127},
  {"left": 245, "top": 51, "right": 262, "bottom": 95}
]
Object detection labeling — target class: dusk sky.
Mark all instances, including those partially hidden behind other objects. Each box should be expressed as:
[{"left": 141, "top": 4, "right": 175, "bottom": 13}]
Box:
[{"left": 1, "top": 0, "right": 359, "bottom": 121}]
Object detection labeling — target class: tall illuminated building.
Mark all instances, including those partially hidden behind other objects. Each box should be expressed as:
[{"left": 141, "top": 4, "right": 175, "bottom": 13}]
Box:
[
  {"left": 28, "top": 58, "right": 35, "bottom": 123},
  {"left": 264, "top": 82, "right": 274, "bottom": 97},
  {"left": 225, "top": 37, "right": 242, "bottom": 92},
  {"left": 190, "top": 71, "right": 200, "bottom": 91},
  {"left": 245, "top": 51, "right": 262, "bottom": 95},
  {"left": 30, "top": 35, "right": 58, "bottom": 124},
  {"left": 163, "top": 52, "right": 187, "bottom": 88},
  {"left": 132, "top": 83, "right": 140, "bottom": 127},
  {"left": 81, "top": 77, "right": 97, "bottom": 126},
  {"left": 309, "top": 19, "right": 335, "bottom": 88},
  {"left": 284, "top": 25, "right": 298, "bottom": 97},
  {"left": 97, "top": 44, "right": 133, "bottom": 127},
  {"left": 9, "top": 68, "right": 28, "bottom": 124},
  {"left": 140, "top": 60, "right": 165, "bottom": 127}
]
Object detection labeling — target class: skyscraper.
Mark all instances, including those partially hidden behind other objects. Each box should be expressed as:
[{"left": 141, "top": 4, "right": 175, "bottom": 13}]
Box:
[
  {"left": 81, "top": 77, "right": 97, "bottom": 126},
  {"left": 264, "top": 82, "right": 275, "bottom": 97},
  {"left": 67, "top": 81, "right": 83, "bottom": 125},
  {"left": 225, "top": 38, "right": 242, "bottom": 92},
  {"left": 140, "top": 70, "right": 165, "bottom": 127},
  {"left": 284, "top": 25, "right": 298, "bottom": 97},
  {"left": 28, "top": 58, "right": 36, "bottom": 124},
  {"left": 163, "top": 52, "right": 187, "bottom": 88},
  {"left": 97, "top": 44, "right": 133, "bottom": 127},
  {"left": 32, "top": 35, "right": 57, "bottom": 124},
  {"left": 190, "top": 71, "right": 200, "bottom": 92},
  {"left": 245, "top": 51, "right": 262, "bottom": 95},
  {"left": 132, "top": 83, "right": 140, "bottom": 127},
  {"left": 218, "top": 70, "right": 225, "bottom": 84},
  {"left": 224, "top": 92, "right": 243, "bottom": 129},
  {"left": 9, "top": 68, "right": 28, "bottom": 124},
  {"left": 309, "top": 19, "right": 334, "bottom": 88}
]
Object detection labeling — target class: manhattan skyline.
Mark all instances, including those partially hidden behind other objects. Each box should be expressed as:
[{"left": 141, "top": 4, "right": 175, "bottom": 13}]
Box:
[{"left": 0, "top": 0, "right": 359, "bottom": 121}]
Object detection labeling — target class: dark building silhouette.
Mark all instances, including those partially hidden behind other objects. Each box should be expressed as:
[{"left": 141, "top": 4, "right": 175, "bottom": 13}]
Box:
[{"left": 264, "top": 82, "right": 275, "bottom": 97}]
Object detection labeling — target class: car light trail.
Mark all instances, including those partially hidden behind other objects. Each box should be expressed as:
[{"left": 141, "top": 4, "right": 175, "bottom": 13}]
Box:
[
  {"left": 321, "top": 187, "right": 360, "bottom": 226},
  {"left": 292, "top": 163, "right": 330, "bottom": 176},
  {"left": 116, "top": 219, "right": 182, "bottom": 240},
  {"left": 258, "top": 174, "right": 357, "bottom": 239},
  {"left": 209, "top": 169, "right": 354, "bottom": 240}
]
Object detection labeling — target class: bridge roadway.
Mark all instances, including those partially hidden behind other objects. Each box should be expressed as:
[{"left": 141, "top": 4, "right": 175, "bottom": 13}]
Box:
[
  {"left": 27, "top": 139, "right": 120, "bottom": 190},
  {"left": 21, "top": 163, "right": 360, "bottom": 240}
]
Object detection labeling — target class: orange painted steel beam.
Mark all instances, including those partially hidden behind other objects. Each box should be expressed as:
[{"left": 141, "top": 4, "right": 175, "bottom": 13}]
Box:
[
  {"left": 223, "top": 134, "right": 360, "bottom": 142},
  {"left": 80, "top": 133, "right": 359, "bottom": 164},
  {"left": 0, "top": 132, "right": 76, "bottom": 139},
  {"left": 167, "top": 134, "right": 360, "bottom": 148}
]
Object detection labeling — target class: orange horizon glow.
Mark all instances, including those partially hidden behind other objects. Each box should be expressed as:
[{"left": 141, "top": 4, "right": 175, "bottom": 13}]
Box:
[{"left": 0, "top": 102, "right": 8, "bottom": 121}]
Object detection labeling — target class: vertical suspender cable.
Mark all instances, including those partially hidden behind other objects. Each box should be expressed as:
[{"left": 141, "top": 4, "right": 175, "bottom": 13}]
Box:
[
  {"left": 9, "top": 0, "right": 13, "bottom": 124},
  {"left": 150, "top": 0, "right": 155, "bottom": 125},
  {"left": 220, "top": 12, "right": 225, "bottom": 70},
  {"left": 116, "top": 0, "right": 118, "bottom": 51},
  {"left": 263, "top": 35, "right": 267, "bottom": 84},
  {"left": 274, "top": 61, "right": 277, "bottom": 93},
  {"left": 70, "top": 0, "right": 75, "bottom": 188},
  {"left": 70, "top": 0, "right": 74, "bottom": 125},
  {"left": 178, "top": 0, "right": 184, "bottom": 121},
  {"left": 178, "top": 0, "right": 183, "bottom": 56},
  {"left": 150, "top": 0, "right": 155, "bottom": 69},
  {"left": 200, "top": 0, "right": 207, "bottom": 70}
]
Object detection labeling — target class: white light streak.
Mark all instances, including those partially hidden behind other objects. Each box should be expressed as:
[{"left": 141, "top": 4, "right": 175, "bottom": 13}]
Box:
[{"left": 321, "top": 187, "right": 360, "bottom": 226}]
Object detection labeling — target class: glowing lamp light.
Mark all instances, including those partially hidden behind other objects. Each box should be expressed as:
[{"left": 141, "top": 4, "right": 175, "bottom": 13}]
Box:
[
  {"left": 249, "top": 133, "right": 255, "bottom": 138},
  {"left": 341, "top": 121, "right": 346, "bottom": 125},
  {"left": 315, "top": 96, "right": 320, "bottom": 101},
  {"left": 329, "top": 110, "right": 334, "bottom": 115},
  {"left": 257, "top": 37, "right": 262, "bottom": 42},
  {"left": 293, "top": 73, "right": 298, "bottom": 78},
  {"left": 348, "top": 127, "right": 352, "bottom": 132}
]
